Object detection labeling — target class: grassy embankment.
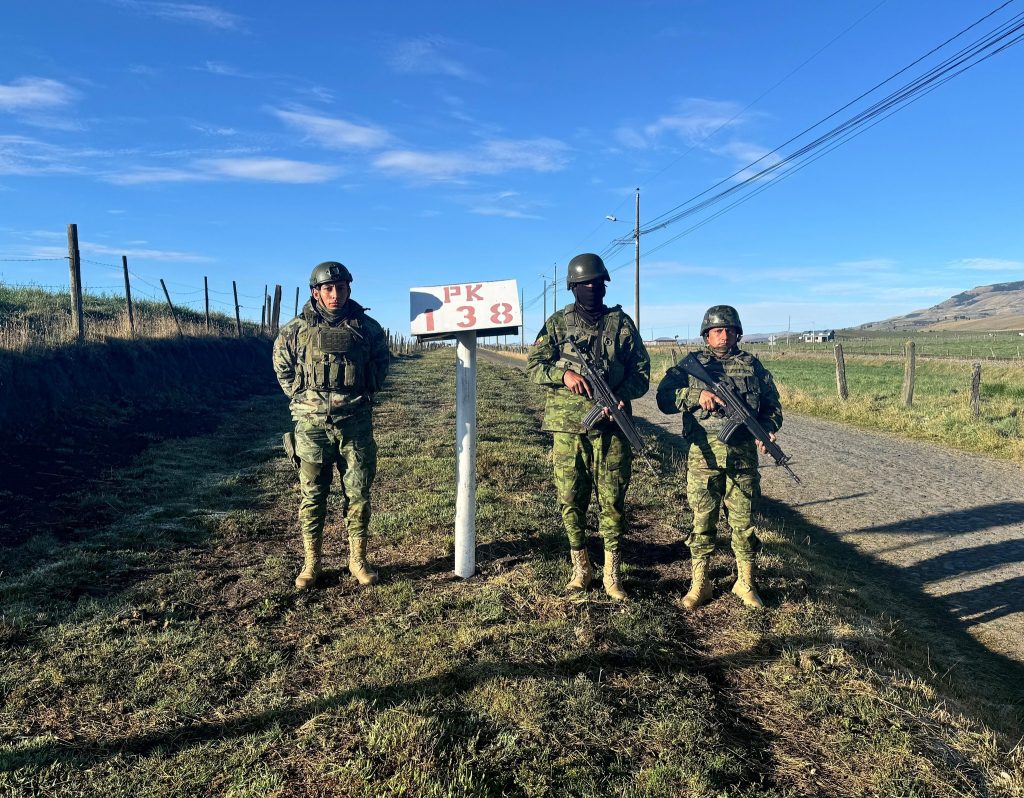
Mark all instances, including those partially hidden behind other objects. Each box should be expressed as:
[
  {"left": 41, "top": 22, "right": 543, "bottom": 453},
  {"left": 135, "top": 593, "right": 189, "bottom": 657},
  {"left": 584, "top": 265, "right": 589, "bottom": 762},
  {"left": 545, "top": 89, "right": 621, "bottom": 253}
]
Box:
[
  {"left": 0, "top": 283, "right": 254, "bottom": 351},
  {"left": 647, "top": 348, "right": 1024, "bottom": 463},
  {"left": 1, "top": 350, "right": 1021, "bottom": 797}
]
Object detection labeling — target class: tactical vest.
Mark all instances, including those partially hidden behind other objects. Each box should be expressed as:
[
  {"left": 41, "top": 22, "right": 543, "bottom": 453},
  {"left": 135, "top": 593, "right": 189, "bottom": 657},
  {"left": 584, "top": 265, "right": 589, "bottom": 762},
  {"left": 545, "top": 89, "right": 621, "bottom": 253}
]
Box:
[
  {"left": 299, "top": 319, "right": 370, "bottom": 393},
  {"left": 562, "top": 306, "right": 627, "bottom": 388},
  {"left": 693, "top": 349, "right": 761, "bottom": 418}
]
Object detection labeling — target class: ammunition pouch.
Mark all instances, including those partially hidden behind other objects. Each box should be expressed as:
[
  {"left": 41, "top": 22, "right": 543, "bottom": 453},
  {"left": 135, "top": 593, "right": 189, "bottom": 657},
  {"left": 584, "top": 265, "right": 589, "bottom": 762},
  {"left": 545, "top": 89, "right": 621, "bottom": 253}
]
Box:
[{"left": 303, "top": 322, "right": 368, "bottom": 392}]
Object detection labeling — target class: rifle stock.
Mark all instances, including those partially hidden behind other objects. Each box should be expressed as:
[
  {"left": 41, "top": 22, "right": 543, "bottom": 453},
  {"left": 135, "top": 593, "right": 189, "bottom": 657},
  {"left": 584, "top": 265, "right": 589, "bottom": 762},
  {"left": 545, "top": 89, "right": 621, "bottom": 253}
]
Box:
[{"left": 678, "top": 353, "right": 800, "bottom": 484}]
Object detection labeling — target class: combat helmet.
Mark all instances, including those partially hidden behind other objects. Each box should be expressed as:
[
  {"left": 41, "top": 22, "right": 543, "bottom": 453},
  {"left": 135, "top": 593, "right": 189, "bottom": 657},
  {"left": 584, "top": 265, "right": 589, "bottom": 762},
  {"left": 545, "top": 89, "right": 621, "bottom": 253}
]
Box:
[
  {"left": 700, "top": 305, "right": 743, "bottom": 336},
  {"left": 309, "top": 261, "right": 353, "bottom": 288},
  {"left": 565, "top": 253, "right": 611, "bottom": 290}
]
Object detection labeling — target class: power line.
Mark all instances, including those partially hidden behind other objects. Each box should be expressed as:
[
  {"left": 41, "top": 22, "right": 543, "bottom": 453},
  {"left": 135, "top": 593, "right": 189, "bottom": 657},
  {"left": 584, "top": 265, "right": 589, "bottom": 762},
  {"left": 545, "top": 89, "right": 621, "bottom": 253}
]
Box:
[
  {"left": 624, "top": 2, "right": 1023, "bottom": 247},
  {"left": 570, "top": 1, "right": 891, "bottom": 255}
]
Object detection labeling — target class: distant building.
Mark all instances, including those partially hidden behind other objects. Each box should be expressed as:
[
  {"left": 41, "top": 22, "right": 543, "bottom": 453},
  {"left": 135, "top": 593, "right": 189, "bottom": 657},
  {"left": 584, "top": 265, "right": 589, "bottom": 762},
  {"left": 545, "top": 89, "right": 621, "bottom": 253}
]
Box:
[{"left": 799, "top": 330, "right": 835, "bottom": 343}]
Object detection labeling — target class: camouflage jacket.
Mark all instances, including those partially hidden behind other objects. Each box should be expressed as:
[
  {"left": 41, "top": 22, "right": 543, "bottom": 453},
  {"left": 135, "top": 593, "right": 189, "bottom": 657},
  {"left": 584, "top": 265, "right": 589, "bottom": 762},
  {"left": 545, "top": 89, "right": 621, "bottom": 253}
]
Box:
[
  {"left": 272, "top": 299, "right": 390, "bottom": 423},
  {"left": 656, "top": 345, "right": 782, "bottom": 441},
  {"left": 526, "top": 304, "right": 650, "bottom": 434}
]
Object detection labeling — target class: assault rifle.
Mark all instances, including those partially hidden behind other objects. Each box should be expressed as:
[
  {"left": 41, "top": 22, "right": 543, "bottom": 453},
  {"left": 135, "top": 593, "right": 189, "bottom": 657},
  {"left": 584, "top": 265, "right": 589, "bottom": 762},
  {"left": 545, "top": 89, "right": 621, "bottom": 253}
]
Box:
[
  {"left": 678, "top": 352, "right": 800, "bottom": 484},
  {"left": 561, "top": 335, "right": 658, "bottom": 472}
]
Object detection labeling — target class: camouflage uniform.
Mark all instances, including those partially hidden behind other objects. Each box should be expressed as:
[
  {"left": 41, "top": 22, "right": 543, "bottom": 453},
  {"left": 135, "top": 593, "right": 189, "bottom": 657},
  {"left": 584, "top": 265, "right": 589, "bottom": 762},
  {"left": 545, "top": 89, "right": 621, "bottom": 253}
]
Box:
[
  {"left": 272, "top": 299, "right": 390, "bottom": 557},
  {"left": 656, "top": 345, "right": 782, "bottom": 564},
  {"left": 527, "top": 304, "right": 650, "bottom": 553}
]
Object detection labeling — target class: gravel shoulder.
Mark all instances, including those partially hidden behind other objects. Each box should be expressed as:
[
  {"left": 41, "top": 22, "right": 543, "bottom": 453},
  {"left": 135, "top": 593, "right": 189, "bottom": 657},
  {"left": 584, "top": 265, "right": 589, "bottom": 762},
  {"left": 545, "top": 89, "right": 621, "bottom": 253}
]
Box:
[
  {"left": 480, "top": 348, "right": 1024, "bottom": 663},
  {"left": 633, "top": 390, "right": 1024, "bottom": 664}
]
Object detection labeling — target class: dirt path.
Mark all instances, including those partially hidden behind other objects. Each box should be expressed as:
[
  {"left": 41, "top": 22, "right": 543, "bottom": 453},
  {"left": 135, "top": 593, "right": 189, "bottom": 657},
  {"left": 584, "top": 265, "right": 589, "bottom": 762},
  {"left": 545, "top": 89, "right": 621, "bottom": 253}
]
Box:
[
  {"left": 633, "top": 391, "right": 1024, "bottom": 664},
  {"left": 479, "top": 349, "right": 1024, "bottom": 663}
]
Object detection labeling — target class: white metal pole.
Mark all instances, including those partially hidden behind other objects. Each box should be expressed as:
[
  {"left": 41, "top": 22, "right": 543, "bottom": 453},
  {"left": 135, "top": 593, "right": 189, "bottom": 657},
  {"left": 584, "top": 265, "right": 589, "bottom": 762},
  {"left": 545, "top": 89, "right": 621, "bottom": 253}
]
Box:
[{"left": 454, "top": 331, "right": 477, "bottom": 578}]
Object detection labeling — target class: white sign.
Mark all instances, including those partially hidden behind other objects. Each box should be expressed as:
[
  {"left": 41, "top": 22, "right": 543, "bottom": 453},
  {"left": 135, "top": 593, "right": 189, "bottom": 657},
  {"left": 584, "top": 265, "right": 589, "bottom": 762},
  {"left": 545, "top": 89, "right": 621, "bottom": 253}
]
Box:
[{"left": 410, "top": 279, "right": 521, "bottom": 339}]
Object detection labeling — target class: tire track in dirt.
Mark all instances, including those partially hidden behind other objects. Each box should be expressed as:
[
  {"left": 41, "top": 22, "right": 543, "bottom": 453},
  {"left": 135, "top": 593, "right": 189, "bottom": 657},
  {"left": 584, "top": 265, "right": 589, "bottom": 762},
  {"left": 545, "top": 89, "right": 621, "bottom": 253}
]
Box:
[{"left": 479, "top": 349, "right": 1024, "bottom": 663}]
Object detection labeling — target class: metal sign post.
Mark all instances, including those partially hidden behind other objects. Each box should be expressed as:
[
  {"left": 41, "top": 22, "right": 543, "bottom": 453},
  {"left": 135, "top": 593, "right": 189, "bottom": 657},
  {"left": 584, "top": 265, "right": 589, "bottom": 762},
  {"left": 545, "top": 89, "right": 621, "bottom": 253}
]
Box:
[
  {"left": 410, "top": 279, "right": 522, "bottom": 579},
  {"left": 454, "top": 331, "right": 477, "bottom": 577}
]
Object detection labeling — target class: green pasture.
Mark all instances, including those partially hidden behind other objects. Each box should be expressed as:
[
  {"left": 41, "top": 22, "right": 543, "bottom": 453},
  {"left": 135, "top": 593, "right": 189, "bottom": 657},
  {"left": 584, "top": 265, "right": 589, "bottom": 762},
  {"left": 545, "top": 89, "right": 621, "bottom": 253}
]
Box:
[
  {"left": 740, "top": 329, "right": 1024, "bottom": 360},
  {"left": 649, "top": 349, "right": 1024, "bottom": 462}
]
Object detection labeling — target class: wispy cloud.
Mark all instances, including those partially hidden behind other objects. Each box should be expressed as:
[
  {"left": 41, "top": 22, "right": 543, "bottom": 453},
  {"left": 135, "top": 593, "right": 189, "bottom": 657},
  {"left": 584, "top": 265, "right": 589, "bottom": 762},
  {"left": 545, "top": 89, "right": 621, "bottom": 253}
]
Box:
[
  {"left": 110, "top": 1, "right": 244, "bottom": 30},
  {"left": 949, "top": 257, "right": 1024, "bottom": 271},
  {"left": 272, "top": 108, "right": 394, "bottom": 150},
  {"left": 834, "top": 258, "right": 898, "bottom": 272},
  {"left": 106, "top": 166, "right": 209, "bottom": 184},
  {"left": 28, "top": 241, "right": 212, "bottom": 262},
  {"left": 200, "top": 157, "right": 341, "bottom": 183},
  {"left": 374, "top": 138, "right": 568, "bottom": 180},
  {"left": 616, "top": 99, "right": 747, "bottom": 150},
  {"left": 388, "top": 37, "right": 475, "bottom": 80},
  {"left": 0, "top": 135, "right": 89, "bottom": 176},
  {"left": 462, "top": 190, "right": 545, "bottom": 221},
  {"left": 614, "top": 98, "right": 780, "bottom": 179},
  {"left": 107, "top": 157, "right": 342, "bottom": 184},
  {"left": 190, "top": 123, "right": 237, "bottom": 136},
  {"left": 471, "top": 206, "right": 541, "bottom": 219},
  {"left": 0, "top": 78, "right": 77, "bottom": 112},
  {"left": 197, "top": 60, "right": 250, "bottom": 77}
]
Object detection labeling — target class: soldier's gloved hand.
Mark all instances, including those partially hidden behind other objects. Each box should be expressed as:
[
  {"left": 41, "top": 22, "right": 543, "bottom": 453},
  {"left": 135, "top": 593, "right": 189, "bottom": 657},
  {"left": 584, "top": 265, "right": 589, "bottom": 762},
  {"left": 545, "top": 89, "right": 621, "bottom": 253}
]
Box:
[
  {"left": 563, "top": 370, "right": 593, "bottom": 398},
  {"left": 756, "top": 432, "right": 777, "bottom": 456},
  {"left": 699, "top": 389, "right": 726, "bottom": 412},
  {"left": 601, "top": 400, "right": 626, "bottom": 420}
]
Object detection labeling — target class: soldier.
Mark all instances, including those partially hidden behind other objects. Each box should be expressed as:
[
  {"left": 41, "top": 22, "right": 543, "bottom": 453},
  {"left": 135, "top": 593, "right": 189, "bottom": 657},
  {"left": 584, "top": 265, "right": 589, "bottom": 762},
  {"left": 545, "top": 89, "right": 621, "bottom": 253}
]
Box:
[
  {"left": 272, "top": 261, "right": 390, "bottom": 591},
  {"left": 656, "top": 305, "right": 783, "bottom": 609},
  {"left": 527, "top": 253, "right": 650, "bottom": 600}
]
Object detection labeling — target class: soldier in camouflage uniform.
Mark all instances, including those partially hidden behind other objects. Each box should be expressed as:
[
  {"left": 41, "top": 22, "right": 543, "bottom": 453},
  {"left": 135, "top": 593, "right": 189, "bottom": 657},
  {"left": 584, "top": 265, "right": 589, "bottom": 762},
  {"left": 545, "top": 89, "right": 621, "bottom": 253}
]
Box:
[
  {"left": 527, "top": 253, "right": 650, "bottom": 600},
  {"left": 657, "top": 305, "right": 782, "bottom": 609},
  {"left": 272, "top": 261, "right": 390, "bottom": 591}
]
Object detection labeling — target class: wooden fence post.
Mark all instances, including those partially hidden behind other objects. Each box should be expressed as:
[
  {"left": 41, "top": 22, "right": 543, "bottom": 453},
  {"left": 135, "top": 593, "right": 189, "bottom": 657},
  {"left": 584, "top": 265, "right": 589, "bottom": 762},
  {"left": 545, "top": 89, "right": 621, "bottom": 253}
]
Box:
[
  {"left": 834, "top": 343, "right": 848, "bottom": 400},
  {"left": 67, "top": 223, "right": 84, "bottom": 343},
  {"left": 271, "top": 284, "right": 282, "bottom": 336},
  {"left": 970, "top": 363, "right": 981, "bottom": 417},
  {"left": 232, "top": 281, "right": 242, "bottom": 337},
  {"left": 204, "top": 276, "right": 211, "bottom": 332},
  {"left": 121, "top": 255, "right": 135, "bottom": 337},
  {"left": 902, "top": 340, "right": 916, "bottom": 406},
  {"left": 160, "top": 278, "right": 184, "bottom": 338}
]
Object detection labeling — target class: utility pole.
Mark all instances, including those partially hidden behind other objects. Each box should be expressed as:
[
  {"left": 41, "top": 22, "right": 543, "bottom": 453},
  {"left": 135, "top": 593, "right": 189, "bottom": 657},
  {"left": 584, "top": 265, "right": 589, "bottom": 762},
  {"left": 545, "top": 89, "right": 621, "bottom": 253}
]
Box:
[
  {"left": 541, "top": 274, "right": 547, "bottom": 321},
  {"left": 553, "top": 262, "right": 558, "bottom": 311},
  {"left": 634, "top": 187, "right": 640, "bottom": 330}
]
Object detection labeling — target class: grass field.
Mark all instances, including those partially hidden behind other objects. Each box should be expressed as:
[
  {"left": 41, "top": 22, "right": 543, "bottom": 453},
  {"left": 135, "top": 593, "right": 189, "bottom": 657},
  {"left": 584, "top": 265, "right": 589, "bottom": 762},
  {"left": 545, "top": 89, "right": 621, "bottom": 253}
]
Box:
[
  {"left": 1, "top": 351, "right": 1021, "bottom": 797},
  {"left": 743, "top": 330, "right": 1024, "bottom": 360},
  {"left": 648, "top": 348, "right": 1024, "bottom": 463}
]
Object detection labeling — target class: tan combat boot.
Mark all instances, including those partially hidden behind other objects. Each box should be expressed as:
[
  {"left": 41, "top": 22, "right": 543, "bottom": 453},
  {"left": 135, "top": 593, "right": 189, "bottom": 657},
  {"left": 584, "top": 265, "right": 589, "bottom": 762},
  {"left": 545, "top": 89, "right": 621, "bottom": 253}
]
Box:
[
  {"left": 602, "top": 550, "right": 627, "bottom": 601},
  {"left": 565, "top": 548, "right": 594, "bottom": 591},
  {"left": 294, "top": 535, "right": 321, "bottom": 591},
  {"left": 349, "top": 536, "right": 379, "bottom": 585},
  {"left": 731, "top": 560, "right": 764, "bottom": 608},
  {"left": 680, "top": 558, "right": 713, "bottom": 610}
]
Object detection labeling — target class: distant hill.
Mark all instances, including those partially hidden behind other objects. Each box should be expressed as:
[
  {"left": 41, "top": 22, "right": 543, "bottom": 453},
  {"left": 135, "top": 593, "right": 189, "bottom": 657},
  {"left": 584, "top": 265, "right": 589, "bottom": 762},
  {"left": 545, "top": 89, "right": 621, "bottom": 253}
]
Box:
[{"left": 856, "top": 281, "right": 1024, "bottom": 332}]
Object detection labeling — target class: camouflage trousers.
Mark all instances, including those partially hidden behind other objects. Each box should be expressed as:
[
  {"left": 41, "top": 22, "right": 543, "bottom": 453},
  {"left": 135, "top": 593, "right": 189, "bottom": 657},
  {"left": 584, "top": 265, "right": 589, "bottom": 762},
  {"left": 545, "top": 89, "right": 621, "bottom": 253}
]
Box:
[
  {"left": 294, "top": 411, "right": 377, "bottom": 543},
  {"left": 552, "top": 430, "right": 632, "bottom": 552},
  {"left": 685, "top": 427, "right": 760, "bottom": 563}
]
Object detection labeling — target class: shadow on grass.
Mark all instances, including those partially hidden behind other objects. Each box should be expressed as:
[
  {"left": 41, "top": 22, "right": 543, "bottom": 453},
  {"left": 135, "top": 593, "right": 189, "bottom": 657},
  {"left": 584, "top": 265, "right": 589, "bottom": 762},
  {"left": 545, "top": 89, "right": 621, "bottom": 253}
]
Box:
[{"left": 0, "top": 631, "right": 790, "bottom": 795}]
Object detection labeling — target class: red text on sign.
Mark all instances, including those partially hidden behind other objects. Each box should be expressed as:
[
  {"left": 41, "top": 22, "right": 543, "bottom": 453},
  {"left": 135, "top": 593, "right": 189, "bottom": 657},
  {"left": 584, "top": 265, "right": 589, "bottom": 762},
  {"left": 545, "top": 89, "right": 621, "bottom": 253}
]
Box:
[{"left": 444, "top": 284, "right": 484, "bottom": 304}]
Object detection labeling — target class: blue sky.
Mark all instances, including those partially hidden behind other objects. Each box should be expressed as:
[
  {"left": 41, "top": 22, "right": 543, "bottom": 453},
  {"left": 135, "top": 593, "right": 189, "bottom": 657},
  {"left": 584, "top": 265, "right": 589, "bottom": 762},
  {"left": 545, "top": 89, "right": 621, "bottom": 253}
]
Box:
[{"left": 2, "top": 0, "right": 1022, "bottom": 340}]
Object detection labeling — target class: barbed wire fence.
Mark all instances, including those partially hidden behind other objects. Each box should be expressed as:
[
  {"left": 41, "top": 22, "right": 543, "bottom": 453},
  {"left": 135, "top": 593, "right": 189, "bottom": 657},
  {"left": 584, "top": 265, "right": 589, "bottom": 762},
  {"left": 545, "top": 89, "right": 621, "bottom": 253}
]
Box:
[{"left": 0, "top": 223, "right": 424, "bottom": 355}]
